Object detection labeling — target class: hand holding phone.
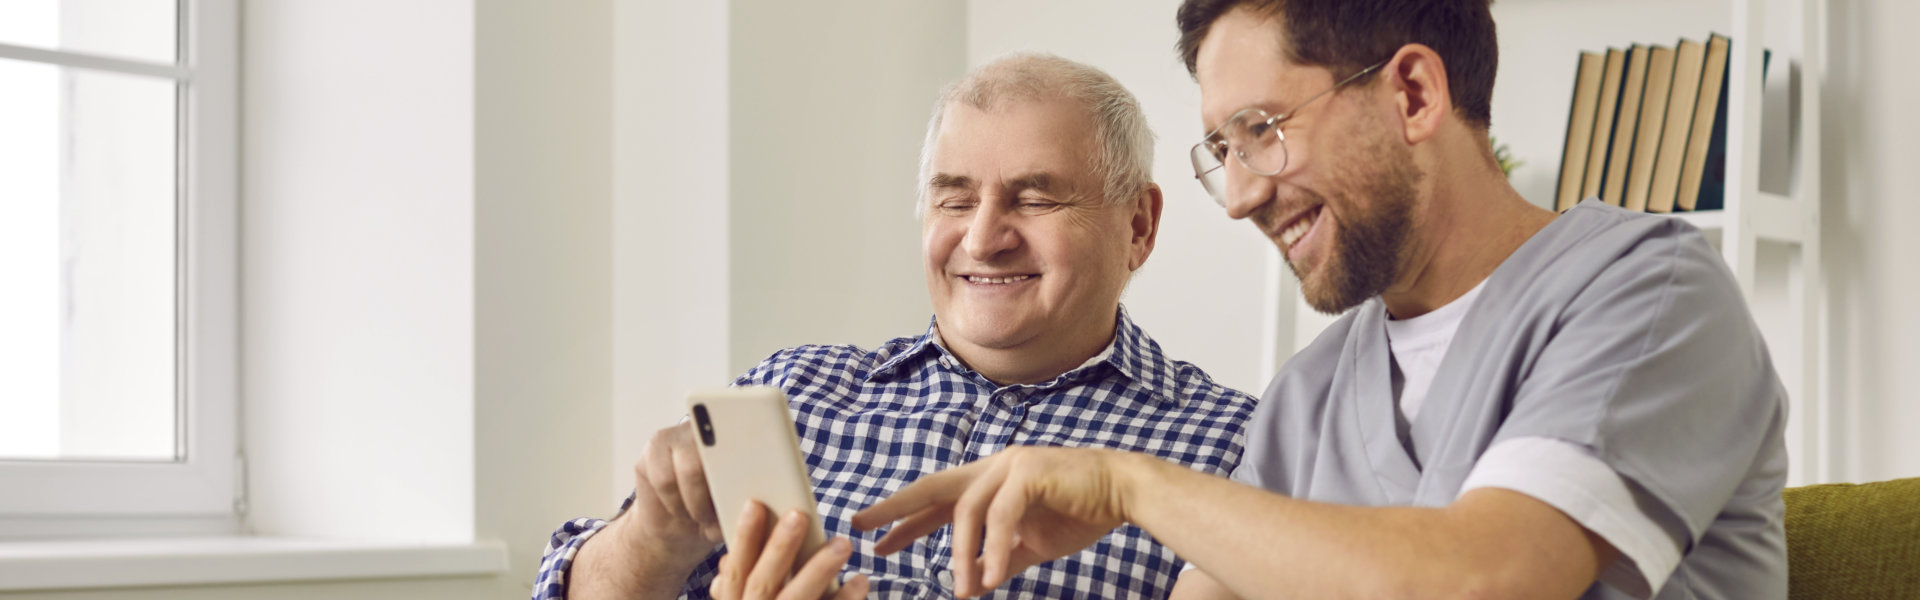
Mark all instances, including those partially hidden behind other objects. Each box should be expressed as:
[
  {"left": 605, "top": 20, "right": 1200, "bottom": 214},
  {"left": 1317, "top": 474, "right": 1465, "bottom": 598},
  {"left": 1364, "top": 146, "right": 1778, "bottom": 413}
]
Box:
[
  {"left": 687, "top": 387, "right": 843, "bottom": 594},
  {"left": 710, "top": 499, "right": 871, "bottom": 600}
]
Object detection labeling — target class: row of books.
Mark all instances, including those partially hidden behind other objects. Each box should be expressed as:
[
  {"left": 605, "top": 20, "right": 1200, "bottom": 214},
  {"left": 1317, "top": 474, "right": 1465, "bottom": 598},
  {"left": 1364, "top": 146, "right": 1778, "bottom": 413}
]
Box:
[{"left": 1553, "top": 34, "right": 1751, "bottom": 213}]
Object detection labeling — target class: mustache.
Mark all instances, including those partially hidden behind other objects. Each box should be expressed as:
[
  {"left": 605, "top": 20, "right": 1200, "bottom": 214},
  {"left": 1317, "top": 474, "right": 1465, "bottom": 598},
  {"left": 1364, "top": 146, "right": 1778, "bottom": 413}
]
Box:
[{"left": 1251, "top": 187, "right": 1326, "bottom": 233}]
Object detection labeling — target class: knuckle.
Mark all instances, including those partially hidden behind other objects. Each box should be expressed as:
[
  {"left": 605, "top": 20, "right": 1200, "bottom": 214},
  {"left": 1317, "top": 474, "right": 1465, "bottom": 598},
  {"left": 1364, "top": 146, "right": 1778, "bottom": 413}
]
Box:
[
  {"left": 746, "top": 577, "right": 781, "bottom": 598},
  {"left": 654, "top": 473, "right": 681, "bottom": 496},
  {"left": 664, "top": 423, "right": 693, "bottom": 445},
  {"left": 677, "top": 461, "right": 707, "bottom": 486}
]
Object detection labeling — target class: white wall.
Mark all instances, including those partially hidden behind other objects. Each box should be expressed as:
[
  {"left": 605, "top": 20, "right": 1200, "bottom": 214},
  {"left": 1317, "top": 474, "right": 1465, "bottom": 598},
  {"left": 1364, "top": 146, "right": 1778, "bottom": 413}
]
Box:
[
  {"left": 724, "top": 0, "right": 966, "bottom": 375},
  {"left": 240, "top": 0, "right": 476, "bottom": 544},
  {"left": 610, "top": 0, "right": 734, "bottom": 502},
  {"left": 968, "top": 0, "right": 1277, "bottom": 394},
  {"left": 1821, "top": 0, "right": 1920, "bottom": 484},
  {"left": 474, "top": 0, "right": 615, "bottom": 592}
]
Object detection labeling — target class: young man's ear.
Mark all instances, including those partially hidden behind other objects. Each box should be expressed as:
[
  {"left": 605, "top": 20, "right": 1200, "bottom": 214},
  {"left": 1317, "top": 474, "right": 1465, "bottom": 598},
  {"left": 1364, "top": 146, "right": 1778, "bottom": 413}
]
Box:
[
  {"left": 1129, "top": 183, "right": 1164, "bottom": 271},
  {"left": 1387, "top": 43, "right": 1453, "bottom": 145}
]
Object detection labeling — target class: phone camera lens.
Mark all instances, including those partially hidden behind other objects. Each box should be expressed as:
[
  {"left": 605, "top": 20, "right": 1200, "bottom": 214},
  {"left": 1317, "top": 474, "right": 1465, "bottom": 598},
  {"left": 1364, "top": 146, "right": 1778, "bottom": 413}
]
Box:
[{"left": 691, "top": 404, "right": 716, "bottom": 446}]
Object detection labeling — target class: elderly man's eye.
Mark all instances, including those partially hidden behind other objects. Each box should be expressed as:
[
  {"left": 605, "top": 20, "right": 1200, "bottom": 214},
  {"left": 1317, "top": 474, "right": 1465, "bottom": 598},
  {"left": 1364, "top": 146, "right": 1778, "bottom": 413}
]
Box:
[{"left": 1018, "top": 199, "right": 1059, "bottom": 209}]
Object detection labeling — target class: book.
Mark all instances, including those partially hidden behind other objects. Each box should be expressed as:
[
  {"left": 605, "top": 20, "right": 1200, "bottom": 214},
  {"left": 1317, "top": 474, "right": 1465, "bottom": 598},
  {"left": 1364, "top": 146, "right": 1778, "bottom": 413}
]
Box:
[
  {"left": 1600, "top": 44, "right": 1652, "bottom": 206},
  {"left": 1622, "top": 45, "right": 1677, "bottom": 212},
  {"left": 1580, "top": 47, "right": 1628, "bottom": 203},
  {"left": 1555, "top": 51, "right": 1607, "bottom": 212},
  {"left": 1677, "top": 34, "right": 1732, "bottom": 211},
  {"left": 1647, "top": 37, "right": 1710, "bottom": 213}
]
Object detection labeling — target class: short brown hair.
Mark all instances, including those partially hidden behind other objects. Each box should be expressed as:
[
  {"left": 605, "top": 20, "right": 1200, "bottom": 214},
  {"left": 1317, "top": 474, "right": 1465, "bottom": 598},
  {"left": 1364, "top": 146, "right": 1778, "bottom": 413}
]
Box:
[{"left": 1175, "top": 0, "right": 1498, "bottom": 129}]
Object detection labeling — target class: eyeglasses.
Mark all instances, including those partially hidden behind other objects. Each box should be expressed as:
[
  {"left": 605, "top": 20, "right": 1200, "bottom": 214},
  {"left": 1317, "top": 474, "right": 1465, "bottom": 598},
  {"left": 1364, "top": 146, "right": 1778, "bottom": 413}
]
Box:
[{"left": 1190, "top": 61, "right": 1387, "bottom": 206}]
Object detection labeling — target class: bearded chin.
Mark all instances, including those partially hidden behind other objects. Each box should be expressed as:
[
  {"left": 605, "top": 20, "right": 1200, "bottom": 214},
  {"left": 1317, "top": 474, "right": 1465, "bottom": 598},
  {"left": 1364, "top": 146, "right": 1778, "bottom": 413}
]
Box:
[{"left": 1294, "top": 149, "right": 1421, "bottom": 315}]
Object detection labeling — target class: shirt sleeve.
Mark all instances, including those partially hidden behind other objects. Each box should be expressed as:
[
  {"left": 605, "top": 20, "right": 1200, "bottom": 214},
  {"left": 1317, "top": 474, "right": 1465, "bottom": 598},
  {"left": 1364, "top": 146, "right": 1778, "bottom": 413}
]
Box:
[
  {"left": 1493, "top": 222, "right": 1786, "bottom": 554},
  {"left": 530, "top": 493, "right": 725, "bottom": 600},
  {"left": 1460, "top": 437, "right": 1683, "bottom": 598},
  {"left": 532, "top": 515, "right": 613, "bottom": 600}
]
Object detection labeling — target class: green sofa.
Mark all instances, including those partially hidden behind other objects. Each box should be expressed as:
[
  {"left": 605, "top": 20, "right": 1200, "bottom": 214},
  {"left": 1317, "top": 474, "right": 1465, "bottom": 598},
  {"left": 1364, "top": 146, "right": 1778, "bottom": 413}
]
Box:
[{"left": 1784, "top": 477, "right": 1920, "bottom": 599}]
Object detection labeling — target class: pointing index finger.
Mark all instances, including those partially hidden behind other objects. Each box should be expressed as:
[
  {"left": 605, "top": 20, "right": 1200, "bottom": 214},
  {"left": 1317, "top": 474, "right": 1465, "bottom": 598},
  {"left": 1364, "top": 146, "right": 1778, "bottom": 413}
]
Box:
[{"left": 852, "top": 464, "right": 976, "bottom": 530}]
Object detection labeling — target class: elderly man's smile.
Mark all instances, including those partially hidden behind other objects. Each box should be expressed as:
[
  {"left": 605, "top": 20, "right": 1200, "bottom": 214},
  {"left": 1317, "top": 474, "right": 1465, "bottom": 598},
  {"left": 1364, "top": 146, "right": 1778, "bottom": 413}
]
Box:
[{"left": 961, "top": 273, "right": 1037, "bottom": 286}]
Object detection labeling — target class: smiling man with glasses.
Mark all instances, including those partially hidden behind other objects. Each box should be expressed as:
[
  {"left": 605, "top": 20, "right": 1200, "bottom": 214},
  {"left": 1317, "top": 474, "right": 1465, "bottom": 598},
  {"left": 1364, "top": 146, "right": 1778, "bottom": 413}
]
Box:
[{"left": 846, "top": 1, "right": 1790, "bottom": 599}]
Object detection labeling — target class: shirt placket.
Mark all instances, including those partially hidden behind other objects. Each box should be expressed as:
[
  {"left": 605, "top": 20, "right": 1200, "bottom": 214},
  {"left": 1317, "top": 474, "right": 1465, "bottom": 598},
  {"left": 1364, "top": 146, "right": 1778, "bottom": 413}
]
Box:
[{"left": 926, "top": 385, "right": 1032, "bottom": 598}]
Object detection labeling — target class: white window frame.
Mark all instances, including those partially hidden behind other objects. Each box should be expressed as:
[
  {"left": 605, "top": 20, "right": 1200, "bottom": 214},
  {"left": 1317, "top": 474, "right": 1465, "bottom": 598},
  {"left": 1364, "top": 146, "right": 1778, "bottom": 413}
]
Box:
[{"left": 0, "top": 0, "right": 238, "bottom": 535}]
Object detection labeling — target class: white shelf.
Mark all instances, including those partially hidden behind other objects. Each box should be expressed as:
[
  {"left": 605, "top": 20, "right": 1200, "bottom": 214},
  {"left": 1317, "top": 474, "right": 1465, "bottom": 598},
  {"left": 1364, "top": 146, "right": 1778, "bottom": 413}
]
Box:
[{"left": 1668, "top": 209, "right": 1729, "bottom": 233}]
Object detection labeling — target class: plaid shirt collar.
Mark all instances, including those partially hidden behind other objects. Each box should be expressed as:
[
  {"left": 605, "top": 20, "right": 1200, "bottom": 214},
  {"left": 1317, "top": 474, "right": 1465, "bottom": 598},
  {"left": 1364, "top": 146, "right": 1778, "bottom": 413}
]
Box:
[{"left": 865, "top": 305, "right": 1185, "bottom": 406}]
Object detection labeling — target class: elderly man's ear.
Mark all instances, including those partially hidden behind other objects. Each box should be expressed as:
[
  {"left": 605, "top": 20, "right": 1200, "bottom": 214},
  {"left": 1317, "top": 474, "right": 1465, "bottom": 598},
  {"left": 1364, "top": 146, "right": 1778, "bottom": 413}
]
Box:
[{"left": 1128, "top": 184, "right": 1165, "bottom": 272}]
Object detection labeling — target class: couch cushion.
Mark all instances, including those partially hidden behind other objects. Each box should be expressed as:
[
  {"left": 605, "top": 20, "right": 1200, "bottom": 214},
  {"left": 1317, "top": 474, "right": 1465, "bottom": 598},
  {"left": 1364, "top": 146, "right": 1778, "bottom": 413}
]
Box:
[{"left": 1784, "top": 477, "right": 1920, "bottom": 599}]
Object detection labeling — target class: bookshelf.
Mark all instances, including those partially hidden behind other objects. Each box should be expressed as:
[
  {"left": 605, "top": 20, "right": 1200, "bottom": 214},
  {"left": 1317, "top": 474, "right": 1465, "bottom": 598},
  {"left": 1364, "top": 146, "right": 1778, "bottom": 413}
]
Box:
[{"left": 1262, "top": 0, "right": 1832, "bottom": 486}]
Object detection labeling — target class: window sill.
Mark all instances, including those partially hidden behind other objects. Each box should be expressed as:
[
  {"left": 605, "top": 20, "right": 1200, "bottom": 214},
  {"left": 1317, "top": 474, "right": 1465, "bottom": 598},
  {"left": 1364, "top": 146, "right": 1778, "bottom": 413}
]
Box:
[{"left": 0, "top": 536, "right": 508, "bottom": 591}]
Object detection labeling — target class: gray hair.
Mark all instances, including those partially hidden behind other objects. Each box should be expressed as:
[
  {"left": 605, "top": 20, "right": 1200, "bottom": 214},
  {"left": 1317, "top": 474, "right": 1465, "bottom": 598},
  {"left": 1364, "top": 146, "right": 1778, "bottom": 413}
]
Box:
[{"left": 914, "top": 53, "right": 1156, "bottom": 217}]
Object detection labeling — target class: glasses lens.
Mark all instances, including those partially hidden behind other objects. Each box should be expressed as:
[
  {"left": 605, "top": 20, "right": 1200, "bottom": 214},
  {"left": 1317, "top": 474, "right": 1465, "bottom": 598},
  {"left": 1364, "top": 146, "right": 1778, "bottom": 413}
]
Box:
[
  {"left": 1190, "top": 144, "right": 1226, "bottom": 206},
  {"left": 1224, "top": 108, "right": 1288, "bottom": 176}
]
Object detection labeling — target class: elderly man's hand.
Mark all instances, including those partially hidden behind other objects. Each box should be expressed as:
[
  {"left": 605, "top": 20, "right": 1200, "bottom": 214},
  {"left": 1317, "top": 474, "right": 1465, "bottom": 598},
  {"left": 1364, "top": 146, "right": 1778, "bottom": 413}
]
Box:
[
  {"left": 618, "top": 422, "right": 726, "bottom": 565},
  {"left": 851, "top": 446, "right": 1142, "bottom": 598},
  {"left": 711, "top": 500, "right": 870, "bottom": 600}
]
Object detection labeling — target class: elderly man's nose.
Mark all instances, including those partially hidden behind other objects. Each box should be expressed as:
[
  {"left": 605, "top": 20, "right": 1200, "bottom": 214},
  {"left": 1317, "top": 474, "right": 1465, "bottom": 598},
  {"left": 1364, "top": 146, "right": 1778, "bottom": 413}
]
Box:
[{"left": 962, "top": 210, "right": 1019, "bottom": 259}]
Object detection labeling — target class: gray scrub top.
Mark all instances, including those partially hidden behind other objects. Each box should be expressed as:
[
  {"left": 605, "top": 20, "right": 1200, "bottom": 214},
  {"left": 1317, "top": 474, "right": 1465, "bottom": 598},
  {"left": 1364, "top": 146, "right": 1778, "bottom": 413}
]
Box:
[{"left": 1235, "top": 200, "right": 1788, "bottom": 599}]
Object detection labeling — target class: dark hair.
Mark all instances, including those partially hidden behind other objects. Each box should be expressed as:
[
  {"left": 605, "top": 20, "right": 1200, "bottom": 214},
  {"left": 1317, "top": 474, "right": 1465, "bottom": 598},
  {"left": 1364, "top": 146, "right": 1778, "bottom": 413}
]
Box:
[{"left": 1175, "top": 0, "right": 1498, "bottom": 129}]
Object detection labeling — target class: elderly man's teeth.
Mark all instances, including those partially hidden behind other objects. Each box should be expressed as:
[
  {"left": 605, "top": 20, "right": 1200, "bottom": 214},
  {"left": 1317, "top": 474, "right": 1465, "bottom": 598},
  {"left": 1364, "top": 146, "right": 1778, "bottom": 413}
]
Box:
[{"left": 967, "top": 275, "right": 1032, "bottom": 284}]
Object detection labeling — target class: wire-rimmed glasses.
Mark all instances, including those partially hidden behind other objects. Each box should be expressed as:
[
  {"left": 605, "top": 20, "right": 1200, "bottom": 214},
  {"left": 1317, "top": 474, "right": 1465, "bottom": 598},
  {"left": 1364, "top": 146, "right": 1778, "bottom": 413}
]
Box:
[{"left": 1190, "top": 61, "right": 1387, "bottom": 206}]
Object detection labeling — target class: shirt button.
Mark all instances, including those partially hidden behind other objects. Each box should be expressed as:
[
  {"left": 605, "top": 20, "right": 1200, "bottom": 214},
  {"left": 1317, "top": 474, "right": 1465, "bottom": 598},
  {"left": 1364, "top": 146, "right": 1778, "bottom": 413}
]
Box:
[{"left": 937, "top": 569, "right": 955, "bottom": 589}]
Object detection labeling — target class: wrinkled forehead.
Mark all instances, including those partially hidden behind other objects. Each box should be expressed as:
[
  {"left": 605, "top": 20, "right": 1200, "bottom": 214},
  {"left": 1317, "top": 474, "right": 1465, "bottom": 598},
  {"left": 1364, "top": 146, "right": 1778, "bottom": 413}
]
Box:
[{"left": 927, "top": 98, "right": 1101, "bottom": 188}]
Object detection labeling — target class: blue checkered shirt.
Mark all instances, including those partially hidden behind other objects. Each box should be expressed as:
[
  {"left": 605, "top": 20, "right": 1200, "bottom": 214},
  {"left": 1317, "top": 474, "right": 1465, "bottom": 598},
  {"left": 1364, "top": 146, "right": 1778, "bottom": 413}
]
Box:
[{"left": 534, "top": 307, "right": 1256, "bottom": 599}]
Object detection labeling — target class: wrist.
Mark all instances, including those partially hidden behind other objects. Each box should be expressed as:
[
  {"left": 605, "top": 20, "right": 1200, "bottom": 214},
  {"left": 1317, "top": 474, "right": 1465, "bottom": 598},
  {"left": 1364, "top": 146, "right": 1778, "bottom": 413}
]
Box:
[
  {"left": 609, "top": 515, "right": 713, "bottom": 578},
  {"left": 1105, "top": 449, "right": 1176, "bottom": 525}
]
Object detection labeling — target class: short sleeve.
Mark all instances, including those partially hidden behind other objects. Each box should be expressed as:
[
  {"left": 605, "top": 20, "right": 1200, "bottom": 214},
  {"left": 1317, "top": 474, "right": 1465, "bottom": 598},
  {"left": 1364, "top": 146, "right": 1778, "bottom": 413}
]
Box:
[
  {"left": 1495, "top": 223, "right": 1786, "bottom": 549},
  {"left": 1460, "top": 437, "right": 1684, "bottom": 598}
]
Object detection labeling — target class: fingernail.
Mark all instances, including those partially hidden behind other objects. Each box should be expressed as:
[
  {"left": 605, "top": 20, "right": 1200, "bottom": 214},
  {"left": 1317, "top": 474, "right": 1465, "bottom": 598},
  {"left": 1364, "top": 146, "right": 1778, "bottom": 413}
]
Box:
[{"left": 781, "top": 509, "right": 804, "bottom": 529}]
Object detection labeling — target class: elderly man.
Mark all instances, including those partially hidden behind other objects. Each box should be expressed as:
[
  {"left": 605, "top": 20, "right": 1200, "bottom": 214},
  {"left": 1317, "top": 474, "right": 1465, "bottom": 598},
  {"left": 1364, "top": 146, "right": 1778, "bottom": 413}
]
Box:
[
  {"left": 851, "top": 1, "right": 1789, "bottom": 599},
  {"left": 532, "top": 53, "right": 1257, "bottom": 600}
]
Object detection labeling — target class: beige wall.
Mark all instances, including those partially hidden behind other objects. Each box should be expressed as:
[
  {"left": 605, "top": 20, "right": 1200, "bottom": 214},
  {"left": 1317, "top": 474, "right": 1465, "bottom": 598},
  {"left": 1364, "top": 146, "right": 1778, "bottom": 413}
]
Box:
[
  {"left": 1821, "top": 0, "right": 1920, "bottom": 483},
  {"left": 474, "top": 0, "right": 614, "bottom": 593},
  {"left": 724, "top": 0, "right": 966, "bottom": 374}
]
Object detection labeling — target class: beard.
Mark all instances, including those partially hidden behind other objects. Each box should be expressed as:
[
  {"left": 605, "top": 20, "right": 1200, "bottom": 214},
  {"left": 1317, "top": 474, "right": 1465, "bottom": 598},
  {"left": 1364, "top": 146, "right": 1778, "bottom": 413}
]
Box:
[{"left": 1265, "top": 133, "right": 1421, "bottom": 315}]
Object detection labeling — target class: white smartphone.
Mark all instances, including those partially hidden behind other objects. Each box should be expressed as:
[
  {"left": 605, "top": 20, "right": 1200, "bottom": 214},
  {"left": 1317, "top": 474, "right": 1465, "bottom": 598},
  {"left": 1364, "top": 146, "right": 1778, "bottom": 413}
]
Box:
[{"left": 686, "top": 386, "right": 835, "bottom": 587}]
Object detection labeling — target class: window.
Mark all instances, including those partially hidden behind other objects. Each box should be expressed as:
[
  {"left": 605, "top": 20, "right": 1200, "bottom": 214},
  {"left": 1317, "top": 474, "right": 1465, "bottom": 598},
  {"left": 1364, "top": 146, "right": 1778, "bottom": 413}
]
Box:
[{"left": 0, "top": 0, "right": 236, "bottom": 534}]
